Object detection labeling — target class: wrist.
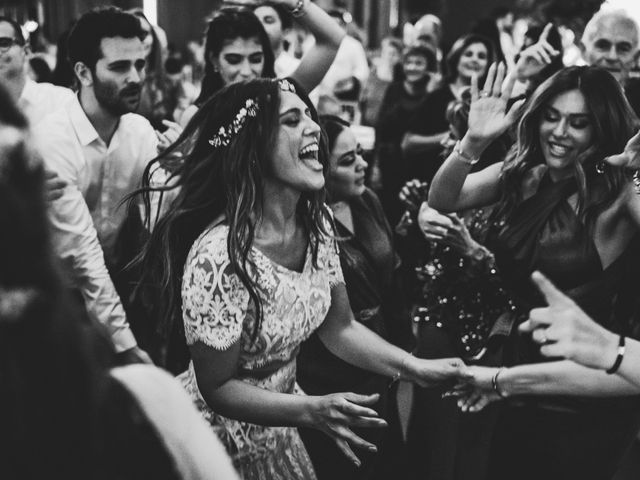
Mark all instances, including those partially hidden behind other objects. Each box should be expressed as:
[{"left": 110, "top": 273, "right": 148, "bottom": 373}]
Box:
[
  {"left": 492, "top": 367, "right": 509, "bottom": 398},
  {"left": 298, "top": 396, "right": 317, "bottom": 428},
  {"left": 460, "top": 135, "right": 490, "bottom": 159}
]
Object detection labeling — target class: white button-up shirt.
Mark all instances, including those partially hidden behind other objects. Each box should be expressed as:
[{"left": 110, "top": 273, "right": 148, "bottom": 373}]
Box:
[
  {"left": 33, "top": 96, "right": 158, "bottom": 352},
  {"left": 18, "top": 78, "right": 75, "bottom": 126}
]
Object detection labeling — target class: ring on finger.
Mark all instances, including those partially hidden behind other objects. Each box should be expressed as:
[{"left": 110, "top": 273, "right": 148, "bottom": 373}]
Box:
[
  {"left": 539, "top": 330, "right": 549, "bottom": 344},
  {"left": 479, "top": 91, "right": 491, "bottom": 98}
]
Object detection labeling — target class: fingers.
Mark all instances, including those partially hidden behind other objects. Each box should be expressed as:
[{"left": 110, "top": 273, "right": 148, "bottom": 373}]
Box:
[
  {"left": 482, "top": 63, "right": 497, "bottom": 96},
  {"left": 335, "top": 425, "right": 378, "bottom": 452},
  {"left": 341, "top": 392, "right": 380, "bottom": 407},
  {"left": 540, "top": 22, "right": 554, "bottom": 43},
  {"left": 334, "top": 438, "right": 362, "bottom": 467},
  {"left": 471, "top": 73, "right": 479, "bottom": 101},
  {"left": 501, "top": 67, "right": 518, "bottom": 100},
  {"left": 338, "top": 399, "right": 381, "bottom": 419},
  {"left": 530, "top": 271, "right": 569, "bottom": 306},
  {"left": 492, "top": 63, "right": 506, "bottom": 97},
  {"left": 504, "top": 98, "right": 526, "bottom": 125}
]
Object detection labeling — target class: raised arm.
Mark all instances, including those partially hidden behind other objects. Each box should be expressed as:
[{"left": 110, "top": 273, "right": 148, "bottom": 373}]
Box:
[
  {"left": 429, "top": 63, "right": 525, "bottom": 212},
  {"left": 280, "top": 0, "right": 346, "bottom": 93}
]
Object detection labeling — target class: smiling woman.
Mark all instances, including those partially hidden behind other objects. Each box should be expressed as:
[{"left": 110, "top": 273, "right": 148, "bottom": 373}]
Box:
[{"left": 428, "top": 64, "right": 640, "bottom": 480}]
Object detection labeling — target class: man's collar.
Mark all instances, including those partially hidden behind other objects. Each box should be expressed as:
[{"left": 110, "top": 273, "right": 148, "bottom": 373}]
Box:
[{"left": 68, "top": 95, "right": 100, "bottom": 146}]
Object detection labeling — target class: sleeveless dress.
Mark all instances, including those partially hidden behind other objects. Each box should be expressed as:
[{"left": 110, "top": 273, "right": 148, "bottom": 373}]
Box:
[
  {"left": 484, "top": 169, "right": 640, "bottom": 480},
  {"left": 178, "top": 223, "right": 344, "bottom": 480}
]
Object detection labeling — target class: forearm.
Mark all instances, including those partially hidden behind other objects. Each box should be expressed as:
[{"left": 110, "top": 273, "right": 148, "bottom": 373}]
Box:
[
  {"left": 428, "top": 134, "right": 490, "bottom": 212},
  {"left": 499, "top": 360, "right": 639, "bottom": 397},
  {"left": 401, "top": 131, "right": 448, "bottom": 156},
  {"left": 299, "top": 1, "right": 345, "bottom": 49},
  {"left": 200, "top": 377, "right": 312, "bottom": 427},
  {"left": 318, "top": 316, "right": 409, "bottom": 379}
]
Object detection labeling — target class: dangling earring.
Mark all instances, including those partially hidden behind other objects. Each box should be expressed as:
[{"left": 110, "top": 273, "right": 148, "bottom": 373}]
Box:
[{"left": 596, "top": 161, "right": 606, "bottom": 174}]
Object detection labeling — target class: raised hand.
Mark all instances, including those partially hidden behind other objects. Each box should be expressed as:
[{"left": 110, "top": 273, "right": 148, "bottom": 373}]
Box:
[
  {"left": 604, "top": 129, "right": 640, "bottom": 170},
  {"left": 519, "top": 272, "right": 619, "bottom": 370},
  {"left": 514, "top": 23, "right": 560, "bottom": 81},
  {"left": 418, "top": 202, "right": 483, "bottom": 256},
  {"left": 467, "top": 63, "right": 526, "bottom": 144},
  {"left": 306, "top": 392, "right": 387, "bottom": 467}
]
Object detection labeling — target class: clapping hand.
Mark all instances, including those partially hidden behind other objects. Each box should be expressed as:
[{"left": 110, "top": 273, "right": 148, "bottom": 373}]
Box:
[
  {"left": 418, "top": 202, "right": 480, "bottom": 256},
  {"left": 307, "top": 392, "right": 387, "bottom": 467},
  {"left": 604, "top": 129, "right": 640, "bottom": 170},
  {"left": 519, "top": 272, "right": 620, "bottom": 370},
  {"left": 514, "top": 23, "right": 560, "bottom": 82},
  {"left": 467, "top": 63, "right": 526, "bottom": 145}
]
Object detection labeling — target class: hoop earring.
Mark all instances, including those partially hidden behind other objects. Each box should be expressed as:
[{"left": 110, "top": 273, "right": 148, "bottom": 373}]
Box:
[{"left": 596, "top": 161, "right": 606, "bottom": 174}]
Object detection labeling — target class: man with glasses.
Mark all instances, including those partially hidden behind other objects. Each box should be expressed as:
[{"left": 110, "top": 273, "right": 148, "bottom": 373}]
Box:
[{"left": 0, "top": 16, "right": 73, "bottom": 125}]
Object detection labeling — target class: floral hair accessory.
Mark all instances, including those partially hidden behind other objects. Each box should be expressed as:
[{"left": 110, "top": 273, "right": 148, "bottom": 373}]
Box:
[
  {"left": 209, "top": 98, "right": 259, "bottom": 148},
  {"left": 278, "top": 78, "right": 296, "bottom": 94}
]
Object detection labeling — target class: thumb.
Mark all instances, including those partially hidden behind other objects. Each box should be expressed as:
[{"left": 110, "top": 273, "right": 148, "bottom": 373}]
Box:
[
  {"left": 603, "top": 153, "right": 630, "bottom": 168},
  {"left": 505, "top": 98, "right": 527, "bottom": 125},
  {"left": 530, "top": 271, "right": 567, "bottom": 306}
]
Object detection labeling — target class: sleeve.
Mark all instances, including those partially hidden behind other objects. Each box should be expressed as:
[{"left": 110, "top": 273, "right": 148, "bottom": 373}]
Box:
[
  {"left": 34, "top": 134, "right": 137, "bottom": 352},
  {"left": 182, "top": 234, "right": 250, "bottom": 350}
]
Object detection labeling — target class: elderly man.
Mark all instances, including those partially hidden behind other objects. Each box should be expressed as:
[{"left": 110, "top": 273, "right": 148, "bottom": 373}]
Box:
[
  {"left": 0, "top": 16, "right": 73, "bottom": 125},
  {"left": 581, "top": 9, "right": 640, "bottom": 114}
]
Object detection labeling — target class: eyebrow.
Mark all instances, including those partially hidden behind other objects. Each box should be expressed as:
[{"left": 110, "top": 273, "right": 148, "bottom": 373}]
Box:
[
  {"left": 279, "top": 107, "right": 309, "bottom": 117},
  {"left": 546, "top": 106, "right": 590, "bottom": 117}
]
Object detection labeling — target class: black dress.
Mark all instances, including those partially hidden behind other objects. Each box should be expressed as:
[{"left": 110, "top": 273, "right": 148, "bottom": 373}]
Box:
[
  {"left": 484, "top": 169, "right": 640, "bottom": 480},
  {"left": 297, "top": 189, "right": 412, "bottom": 480}
]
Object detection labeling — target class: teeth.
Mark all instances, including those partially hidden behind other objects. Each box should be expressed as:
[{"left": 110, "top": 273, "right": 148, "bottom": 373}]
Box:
[
  {"left": 300, "top": 143, "right": 319, "bottom": 155},
  {"left": 549, "top": 142, "right": 570, "bottom": 156}
]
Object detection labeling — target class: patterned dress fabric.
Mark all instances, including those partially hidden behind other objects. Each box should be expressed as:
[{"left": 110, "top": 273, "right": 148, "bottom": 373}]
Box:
[{"left": 178, "top": 222, "right": 344, "bottom": 479}]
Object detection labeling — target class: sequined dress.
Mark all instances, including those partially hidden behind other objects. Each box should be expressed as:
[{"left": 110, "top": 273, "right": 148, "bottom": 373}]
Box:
[{"left": 178, "top": 223, "right": 344, "bottom": 480}]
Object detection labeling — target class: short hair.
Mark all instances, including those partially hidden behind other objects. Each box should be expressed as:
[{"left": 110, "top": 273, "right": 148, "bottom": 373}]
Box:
[
  {"left": 582, "top": 9, "right": 640, "bottom": 48},
  {"left": 254, "top": 2, "right": 293, "bottom": 31},
  {"left": 0, "top": 16, "right": 26, "bottom": 46},
  {"left": 403, "top": 44, "right": 437, "bottom": 71},
  {"left": 319, "top": 114, "right": 350, "bottom": 154},
  {"left": 67, "top": 6, "right": 144, "bottom": 72}
]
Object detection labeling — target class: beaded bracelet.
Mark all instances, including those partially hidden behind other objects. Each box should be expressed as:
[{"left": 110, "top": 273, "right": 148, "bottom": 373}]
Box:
[
  {"left": 606, "top": 335, "right": 626, "bottom": 374},
  {"left": 289, "top": 0, "right": 307, "bottom": 17}
]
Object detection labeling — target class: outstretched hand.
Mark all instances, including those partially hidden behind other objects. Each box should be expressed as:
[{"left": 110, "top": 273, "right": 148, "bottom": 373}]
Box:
[
  {"left": 307, "top": 392, "right": 387, "bottom": 467},
  {"left": 519, "top": 272, "right": 619, "bottom": 370},
  {"left": 467, "top": 63, "right": 526, "bottom": 144},
  {"left": 445, "top": 365, "right": 503, "bottom": 412},
  {"left": 514, "top": 23, "right": 560, "bottom": 81},
  {"left": 405, "top": 356, "right": 470, "bottom": 388},
  {"left": 605, "top": 129, "right": 640, "bottom": 170}
]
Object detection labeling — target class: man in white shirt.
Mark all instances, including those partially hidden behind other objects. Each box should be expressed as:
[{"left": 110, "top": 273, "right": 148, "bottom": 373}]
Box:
[
  {"left": 0, "top": 16, "right": 74, "bottom": 125},
  {"left": 33, "top": 7, "right": 158, "bottom": 363}
]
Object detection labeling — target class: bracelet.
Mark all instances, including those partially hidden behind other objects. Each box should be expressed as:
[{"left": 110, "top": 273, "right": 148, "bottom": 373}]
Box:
[
  {"left": 491, "top": 367, "right": 508, "bottom": 398},
  {"left": 606, "top": 335, "right": 626, "bottom": 374},
  {"left": 389, "top": 353, "right": 412, "bottom": 388},
  {"left": 453, "top": 140, "right": 480, "bottom": 166},
  {"left": 289, "top": 0, "right": 307, "bottom": 17}
]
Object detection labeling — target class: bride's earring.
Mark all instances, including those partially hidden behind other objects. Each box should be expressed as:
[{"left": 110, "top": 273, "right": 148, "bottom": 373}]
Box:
[{"left": 596, "top": 161, "right": 606, "bottom": 174}]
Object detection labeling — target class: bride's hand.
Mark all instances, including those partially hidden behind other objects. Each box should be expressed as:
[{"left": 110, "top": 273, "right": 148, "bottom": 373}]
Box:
[
  {"left": 467, "top": 63, "right": 526, "bottom": 144},
  {"left": 605, "top": 129, "right": 640, "bottom": 170}
]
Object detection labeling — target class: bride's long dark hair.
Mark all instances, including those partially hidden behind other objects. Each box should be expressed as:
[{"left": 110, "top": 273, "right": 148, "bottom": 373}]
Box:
[{"left": 131, "top": 78, "right": 329, "bottom": 368}]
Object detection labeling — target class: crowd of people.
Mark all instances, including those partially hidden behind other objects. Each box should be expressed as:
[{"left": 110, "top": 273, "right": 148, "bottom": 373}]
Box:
[{"left": 1, "top": 1, "right": 640, "bottom": 479}]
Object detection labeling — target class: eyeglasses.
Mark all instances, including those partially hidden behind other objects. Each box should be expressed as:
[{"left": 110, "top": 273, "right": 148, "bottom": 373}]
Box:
[{"left": 0, "top": 37, "right": 21, "bottom": 53}]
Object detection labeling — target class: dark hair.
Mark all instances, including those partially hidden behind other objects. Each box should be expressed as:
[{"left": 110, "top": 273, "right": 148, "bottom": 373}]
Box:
[
  {"left": 29, "top": 55, "right": 52, "bottom": 83},
  {"left": 67, "top": 6, "right": 144, "bottom": 73},
  {"left": 319, "top": 114, "right": 350, "bottom": 153},
  {"left": 498, "top": 66, "right": 638, "bottom": 228},
  {"left": 131, "top": 77, "right": 329, "bottom": 367},
  {"left": 52, "top": 25, "right": 76, "bottom": 89},
  {"left": 0, "top": 16, "right": 26, "bottom": 45},
  {"left": 0, "top": 81, "right": 111, "bottom": 478},
  {"left": 404, "top": 44, "right": 437, "bottom": 72},
  {"left": 254, "top": 1, "right": 293, "bottom": 31},
  {"left": 128, "top": 8, "right": 164, "bottom": 75},
  {"left": 444, "top": 33, "right": 495, "bottom": 84},
  {"left": 196, "top": 7, "right": 275, "bottom": 106}
]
